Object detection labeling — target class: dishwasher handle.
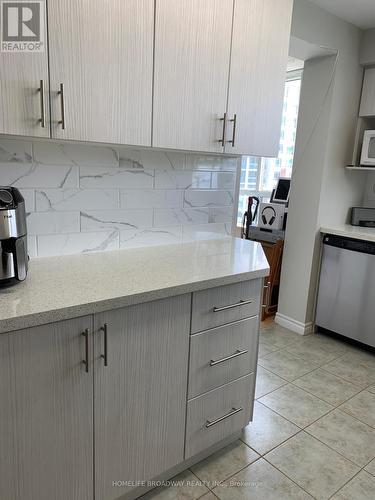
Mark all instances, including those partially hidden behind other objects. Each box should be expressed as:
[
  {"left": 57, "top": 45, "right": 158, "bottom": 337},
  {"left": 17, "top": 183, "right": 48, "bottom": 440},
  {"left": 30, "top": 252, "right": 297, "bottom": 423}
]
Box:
[{"left": 323, "top": 234, "right": 375, "bottom": 256}]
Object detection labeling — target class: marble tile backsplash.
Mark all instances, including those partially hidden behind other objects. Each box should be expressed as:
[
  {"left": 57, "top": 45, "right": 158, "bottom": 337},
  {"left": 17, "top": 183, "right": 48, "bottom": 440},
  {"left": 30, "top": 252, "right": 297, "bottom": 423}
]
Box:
[{"left": 0, "top": 138, "right": 239, "bottom": 257}]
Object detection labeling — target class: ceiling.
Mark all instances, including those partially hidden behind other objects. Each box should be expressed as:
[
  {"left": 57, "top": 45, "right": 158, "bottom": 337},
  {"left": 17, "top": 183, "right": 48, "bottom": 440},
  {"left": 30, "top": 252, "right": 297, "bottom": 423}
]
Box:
[{"left": 309, "top": 0, "right": 375, "bottom": 30}]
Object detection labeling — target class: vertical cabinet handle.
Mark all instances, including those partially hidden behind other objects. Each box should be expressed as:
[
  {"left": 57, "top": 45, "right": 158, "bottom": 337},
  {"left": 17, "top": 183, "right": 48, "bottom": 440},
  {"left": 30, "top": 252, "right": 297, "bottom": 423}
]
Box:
[
  {"left": 217, "top": 112, "right": 227, "bottom": 146},
  {"left": 228, "top": 114, "right": 237, "bottom": 147},
  {"left": 262, "top": 281, "right": 271, "bottom": 309},
  {"left": 100, "top": 323, "right": 108, "bottom": 366},
  {"left": 38, "top": 80, "right": 45, "bottom": 128},
  {"left": 58, "top": 83, "right": 66, "bottom": 130},
  {"left": 81, "top": 328, "right": 89, "bottom": 373}
]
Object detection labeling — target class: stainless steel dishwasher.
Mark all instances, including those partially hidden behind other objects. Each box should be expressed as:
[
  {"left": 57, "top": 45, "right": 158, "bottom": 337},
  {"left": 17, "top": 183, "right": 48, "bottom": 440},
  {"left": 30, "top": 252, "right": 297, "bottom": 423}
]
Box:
[{"left": 316, "top": 233, "right": 375, "bottom": 348}]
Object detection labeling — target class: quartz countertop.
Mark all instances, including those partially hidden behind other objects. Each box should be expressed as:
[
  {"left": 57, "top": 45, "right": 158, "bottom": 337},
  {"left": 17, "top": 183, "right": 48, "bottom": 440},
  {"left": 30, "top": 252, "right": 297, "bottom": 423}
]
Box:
[
  {"left": 0, "top": 237, "right": 269, "bottom": 334},
  {"left": 320, "top": 224, "right": 375, "bottom": 243}
]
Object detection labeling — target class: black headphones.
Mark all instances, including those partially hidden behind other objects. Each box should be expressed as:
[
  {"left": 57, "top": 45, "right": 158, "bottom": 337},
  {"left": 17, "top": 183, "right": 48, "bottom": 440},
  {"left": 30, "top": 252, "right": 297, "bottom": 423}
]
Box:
[{"left": 261, "top": 206, "right": 277, "bottom": 226}]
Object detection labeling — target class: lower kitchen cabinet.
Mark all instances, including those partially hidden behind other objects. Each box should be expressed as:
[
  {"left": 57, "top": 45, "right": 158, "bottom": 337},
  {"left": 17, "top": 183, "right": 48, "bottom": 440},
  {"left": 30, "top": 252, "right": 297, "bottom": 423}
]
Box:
[
  {"left": 0, "top": 316, "right": 93, "bottom": 500},
  {"left": 93, "top": 294, "right": 191, "bottom": 500},
  {"left": 0, "top": 282, "right": 259, "bottom": 500}
]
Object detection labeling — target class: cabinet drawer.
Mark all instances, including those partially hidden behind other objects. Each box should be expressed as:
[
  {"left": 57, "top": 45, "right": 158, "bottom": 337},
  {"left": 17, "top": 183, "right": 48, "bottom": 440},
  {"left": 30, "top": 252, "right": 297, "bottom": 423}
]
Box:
[
  {"left": 185, "top": 374, "right": 254, "bottom": 458},
  {"left": 191, "top": 280, "right": 261, "bottom": 333},
  {"left": 188, "top": 317, "right": 258, "bottom": 398}
]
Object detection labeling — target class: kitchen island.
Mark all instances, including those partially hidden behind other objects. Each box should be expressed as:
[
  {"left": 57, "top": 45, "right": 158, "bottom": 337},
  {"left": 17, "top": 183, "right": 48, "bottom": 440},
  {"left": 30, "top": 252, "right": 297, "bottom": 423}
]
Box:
[{"left": 0, "top": 237, "right": 269, "bottom": 500}]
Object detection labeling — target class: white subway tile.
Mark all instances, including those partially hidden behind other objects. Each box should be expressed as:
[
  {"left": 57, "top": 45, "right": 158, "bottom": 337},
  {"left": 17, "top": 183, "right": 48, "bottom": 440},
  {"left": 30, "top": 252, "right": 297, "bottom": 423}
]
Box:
[
  {"left": 120, "top": 189, "right": 183, "bottom": 209},
  {"left": 154, "top": 208, "right": 209, "bottom": 227},
  {"left": 27, "top": 236, "right": 37, "bottom": 258},
  {"left": 118, "top": 148, "right": 185, "bottom": 170},
  {"left": 81, "top": 210, "right": 152, "bottom": 232},
  {"left": 209, "top": 206, "right": 234, "bottom": 223},
  {"left": 184, "top": 190, "right": 234, "bottom": 207},
  {"left": 33, "top": 141, "right": 118, "bottom": 166},
  {"left": 185, "top": 155, "right": 239, "bottom": 171},
  {"left": 37, "top": 231, "right": 119, "bottom": 257},
  {"left": 0, "top": 138, "right": 32, "bottom": 163},
  {"left": 19, "top": 189, "right": 35, "bottom": 212},
  {"left": 182, "top": 223, "right": 232, "bottom": 242},
  {"left": 27, "top": 212, "right": 80, "bottom": 235},
  {"left": 0, "top": 164, "right": 78, "bottom": 188},
  {"left": 36, "top": 189, "right": 119, "bottom": 211},
  {"left": 80, "top": 166, "right": 154, "bottom": 189},
  {"left": 119, "top": 226, "right": 182, "bottom": 249},
  {"left": 211, "top": 172, "right": 236, "bottom": 190},
  {"left": 155, "top": 170, "right": 211, "bottom": 189}
]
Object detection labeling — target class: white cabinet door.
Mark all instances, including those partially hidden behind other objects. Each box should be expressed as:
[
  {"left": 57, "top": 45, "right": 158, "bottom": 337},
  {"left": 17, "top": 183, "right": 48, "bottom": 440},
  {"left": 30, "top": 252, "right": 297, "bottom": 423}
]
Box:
[
  {"left": 359, "top": 68, "right": 375, "bottom": 117},
  {"left": 0, "top": 316, "right": 93, "bottom": 500},
  {"left": 47, "top": 0, "right": 153, "bottom": 145},
  {"left": 226, "top": 0, "right": 293, "bottom": 156},
  {"left": 153, "top": 0, "right": 233, "bottom": 152},
  {"left": 94, "top": 295, "right": 191, "bottom": 500},
  {"left": 0, "top": 0, "right": 49, "bottom": 137}
]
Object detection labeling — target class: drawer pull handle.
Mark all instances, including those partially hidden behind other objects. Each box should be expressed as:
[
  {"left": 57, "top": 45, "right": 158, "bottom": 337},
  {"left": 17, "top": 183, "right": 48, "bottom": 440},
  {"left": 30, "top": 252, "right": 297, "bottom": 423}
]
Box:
[
  {"left": 205, "top": 407, "right": 243, "bottom": 428},
  {"left": 213, "top": 299, "right": 253, "bottom": 313},
  {"left": 210, "top": 349, "right": 248, "bottom": 366}
]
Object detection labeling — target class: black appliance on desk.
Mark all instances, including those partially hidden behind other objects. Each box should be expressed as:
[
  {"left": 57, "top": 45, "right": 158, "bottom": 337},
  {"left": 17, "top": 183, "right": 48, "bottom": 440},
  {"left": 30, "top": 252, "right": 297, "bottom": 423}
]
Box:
[{"left": 0, "top": 187, "right": 28, "bottom": 287}]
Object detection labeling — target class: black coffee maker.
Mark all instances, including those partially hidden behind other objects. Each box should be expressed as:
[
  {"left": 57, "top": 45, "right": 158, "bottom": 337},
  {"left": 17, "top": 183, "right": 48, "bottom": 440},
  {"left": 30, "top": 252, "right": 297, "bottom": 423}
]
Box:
[{"left": 0, "top": 187, "right": 28, "bottom": 286}]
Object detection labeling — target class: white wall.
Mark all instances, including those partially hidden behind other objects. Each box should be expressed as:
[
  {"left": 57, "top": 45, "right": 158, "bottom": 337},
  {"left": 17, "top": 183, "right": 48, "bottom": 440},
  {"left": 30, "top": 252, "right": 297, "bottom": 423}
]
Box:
[
  {"left": 276, "top": 0, "right": 366, "bottom": 332},
  {"left": 0, "top": 137, "right": 238, "bottom": 257},
  {"left": 360, "top": 28, "right": 375, "bottom": 66}
]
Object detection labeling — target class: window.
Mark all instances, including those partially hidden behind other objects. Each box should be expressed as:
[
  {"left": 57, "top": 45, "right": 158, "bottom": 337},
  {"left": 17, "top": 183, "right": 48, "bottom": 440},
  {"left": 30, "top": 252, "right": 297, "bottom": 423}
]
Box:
[{"left": 237, "top": 73, "right": 302, "bottom": 225}]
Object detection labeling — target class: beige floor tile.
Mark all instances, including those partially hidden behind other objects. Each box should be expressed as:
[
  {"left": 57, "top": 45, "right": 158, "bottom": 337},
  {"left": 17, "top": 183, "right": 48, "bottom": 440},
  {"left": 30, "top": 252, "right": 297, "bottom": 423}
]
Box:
[
  {"left": 241, "top": 401, "right": 300, "bottom": 455},
  {"left": 265, "top": 432, "right": 359, "bottom": 500},
  {"left": 259, "top": 384, "right": 333, "bottom": 428},
  {"left": 331, "top": 470, "right": 375, "bottom": 500},
  {"left": 365, "top": 457, "right": 375, "bottom": 476},
  {"left": 259, "top": 326, "right": 302, "bottom": 349},
  {"left": 199, "top": 494, "right": 218, "bottom": 500},
  {"left": 306, "top": 409, "right": 375, "bottom": 467},
  {"left": 293, "top": 369, "right": 361, "bottom": 406},
  {"left": 141, "top": 470, "right": 209, "bottom": 499},
  {"left": 255, "top": 366, "right": 287, "bottom": 399},
  {"left": 285, "top": 336, "right": 347, "bottom": 365},
  {"left": 191, "top": 440, "right": 258, "bottom": 486},
  {"left": 258, "top": 341, "right": 278, "bottom": 358},
  {"left": 258, "top": 350, "right": 318, "bottom": 381},
  {"left": 213, "top": 458, "right": 313, "bottom": 500},
  {"left": 322, "top": 351, "right": 375, "bottom": 388},
  {"left": 339, "top": 390, "right": 375, "bottom": 428}
]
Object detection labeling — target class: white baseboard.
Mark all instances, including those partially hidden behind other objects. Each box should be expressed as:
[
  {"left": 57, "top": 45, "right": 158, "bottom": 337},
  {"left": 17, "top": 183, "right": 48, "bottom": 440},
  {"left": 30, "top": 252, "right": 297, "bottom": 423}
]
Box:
[{"left": 275, "top": 313, "right": 315, "bottom": 335}]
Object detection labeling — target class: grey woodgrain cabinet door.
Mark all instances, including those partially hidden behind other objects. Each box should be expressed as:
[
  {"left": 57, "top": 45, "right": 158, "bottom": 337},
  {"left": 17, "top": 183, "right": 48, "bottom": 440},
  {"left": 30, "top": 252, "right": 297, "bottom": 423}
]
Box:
[
  {"left": 0, "top": 0, "right": 50, "bottom": 137},
  {"left": 94, "top": 295, "right": 191, "bottom": 500},
  {"left": 47, "top": 0, "right": 154, "bottom": 145},
  {"left": 153, "top": 0, "right": 233, "bottom": 152},
  {"left": 226, "top": 0, "right": 293, "bottom": 156},
  {"left": 0, "top": 316, "right": 93, "bottom": 500}
]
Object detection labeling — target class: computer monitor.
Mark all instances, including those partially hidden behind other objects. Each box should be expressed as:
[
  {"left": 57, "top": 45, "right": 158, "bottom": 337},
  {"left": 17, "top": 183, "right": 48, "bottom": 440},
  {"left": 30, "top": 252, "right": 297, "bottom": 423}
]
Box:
[{"left": 272, "top": 177, "right": 291, "bottom": 204}]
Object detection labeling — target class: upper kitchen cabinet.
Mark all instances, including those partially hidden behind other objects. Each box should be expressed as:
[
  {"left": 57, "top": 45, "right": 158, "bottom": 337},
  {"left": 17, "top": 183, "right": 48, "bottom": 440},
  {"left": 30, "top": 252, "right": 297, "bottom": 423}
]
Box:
[
  {"left": 359, "top": 67, "right": 375, "bottom": 117},
  {"left": 0, "top": 0, "right": 50, "bottom": 137},
  {"left": 153, "top": 0, "right": 234, "bottom": 153},
  {"left": 47, "top": 0, "right": 154, "bottom": 145},
  {"left": 226, "top": 0, "right": 293, "bottom": 156}
]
